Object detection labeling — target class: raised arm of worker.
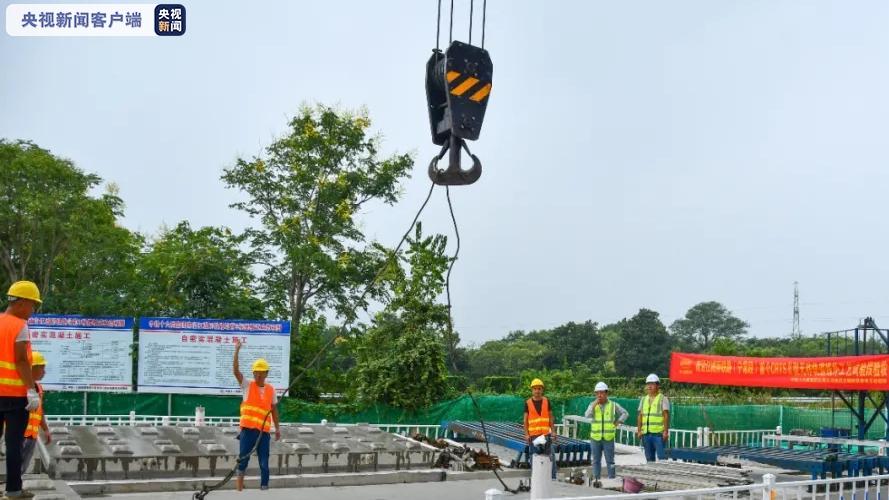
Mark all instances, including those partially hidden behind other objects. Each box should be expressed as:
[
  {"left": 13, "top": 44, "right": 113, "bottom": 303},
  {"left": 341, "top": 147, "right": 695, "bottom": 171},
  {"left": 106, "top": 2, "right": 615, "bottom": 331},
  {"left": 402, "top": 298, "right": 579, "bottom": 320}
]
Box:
[{"left": 232, "top": 338, "right": 243, "bottom": 385}]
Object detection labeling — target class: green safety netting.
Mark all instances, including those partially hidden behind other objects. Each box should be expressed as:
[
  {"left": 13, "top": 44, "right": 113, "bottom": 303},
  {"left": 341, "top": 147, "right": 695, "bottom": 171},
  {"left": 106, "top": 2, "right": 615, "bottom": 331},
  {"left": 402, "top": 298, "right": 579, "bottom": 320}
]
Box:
[{"left": 42, "top": 392, "right": 887, "bottom": 438}]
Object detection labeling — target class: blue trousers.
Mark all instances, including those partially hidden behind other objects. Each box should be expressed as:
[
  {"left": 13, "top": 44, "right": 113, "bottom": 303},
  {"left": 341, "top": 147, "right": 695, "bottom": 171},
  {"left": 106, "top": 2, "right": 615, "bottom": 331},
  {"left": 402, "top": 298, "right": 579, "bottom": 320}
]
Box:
[
  {"left": 237, "top": 428, "right": 271, "bottom": 488},
  {"left": 642, "top": 433, "right": 666, "bottom": 462},
  {"left": 591, "top": 439, "right": 615, "bottom": 479}
]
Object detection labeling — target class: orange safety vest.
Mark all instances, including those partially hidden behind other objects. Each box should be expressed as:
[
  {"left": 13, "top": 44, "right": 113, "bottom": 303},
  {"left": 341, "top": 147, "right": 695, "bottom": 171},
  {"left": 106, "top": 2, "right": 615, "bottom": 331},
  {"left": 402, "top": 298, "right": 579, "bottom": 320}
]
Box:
[
  {"left": 239, "top": 381, "right": 275, "bottom": 432},
  {"left": 0, "top": 314, "right": 30, "bottom": 397},
  {"left": 24, "top": 383, "right": 43, "bottom": 439},
  {"left": 526, "top": 397, "right": 552, "bottom": 437}
]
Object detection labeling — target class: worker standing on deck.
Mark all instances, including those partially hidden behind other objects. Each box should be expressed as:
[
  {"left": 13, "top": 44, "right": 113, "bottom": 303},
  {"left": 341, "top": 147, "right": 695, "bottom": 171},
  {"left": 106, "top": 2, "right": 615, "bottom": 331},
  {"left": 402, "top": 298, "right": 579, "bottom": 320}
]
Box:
[
  {"left": 0, "top": 281, "right": 41, "bottom": 499},
  {"left": 635, "top": 373, "right": 670, "bottom": 462},
  {"left": 584, "top": 381, "right": 628, "bottom": 485},
  {"left": 233, "top": 338, "right": 281, "bottom": 492},
  {"left": 21, "top": 351, "right": 49, "bottom": 474},
  {"left": 523, "top": 378, "right": 557, "bottom": 479}
]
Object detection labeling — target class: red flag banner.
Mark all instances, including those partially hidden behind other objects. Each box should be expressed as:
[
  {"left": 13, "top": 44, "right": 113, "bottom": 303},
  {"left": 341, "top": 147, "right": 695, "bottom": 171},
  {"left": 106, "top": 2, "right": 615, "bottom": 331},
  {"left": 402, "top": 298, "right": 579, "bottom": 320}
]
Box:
[{"left": 670, "top": 352, "right": 889, "bottom": 390}]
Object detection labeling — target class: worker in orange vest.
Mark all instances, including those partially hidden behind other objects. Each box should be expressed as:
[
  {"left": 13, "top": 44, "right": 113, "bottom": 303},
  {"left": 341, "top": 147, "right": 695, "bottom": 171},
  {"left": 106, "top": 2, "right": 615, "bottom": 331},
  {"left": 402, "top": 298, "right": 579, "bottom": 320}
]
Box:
[
  {"left": 523, "top": 378, "right": 557, "bottom": 480},
  {"left": 233, "top": 338, "right": 280, "bottom": 491},
  {"left": 22, "top": 351, "right": 49, "bottom": 474},
  {"left": 0, "top": 281, "right": 42, "bottom": 498}
]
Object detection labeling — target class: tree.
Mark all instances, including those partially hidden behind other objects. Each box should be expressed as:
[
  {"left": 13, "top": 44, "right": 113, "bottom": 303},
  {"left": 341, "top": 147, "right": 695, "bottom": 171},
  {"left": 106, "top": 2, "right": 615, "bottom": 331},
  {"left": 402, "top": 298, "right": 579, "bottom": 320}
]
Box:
[
  {"left": 136, "top": 222, "right": 265, "bottom": 319},
  {"left": 221, "top": 104, "right": 414, "bottom": 343},
  {"left": 670, "top": 301, "right": 749, "bottom": 352},
  {"left": 465, "top": 338, "right": 548, "bottom": 381},
  {"left": 47, "top": 184, "right": 143, "bottom": 316},
  {"left": 525, "top": 320, "right": 603, "bottom": 369},
  {"left": 287, "top": 319, "right": 354, "bottom": 400},
  {"left": 351, "top": 224, "right": 451, "bottom": 409},
  {"left": 614, "top": 309, "right": 673, "bottom": 377},
  {"left": 0, "top": 140, "right": 116, "bottom": 296},
  {"left": 598, "top": 326, "right": 622, "bottom": 376}
]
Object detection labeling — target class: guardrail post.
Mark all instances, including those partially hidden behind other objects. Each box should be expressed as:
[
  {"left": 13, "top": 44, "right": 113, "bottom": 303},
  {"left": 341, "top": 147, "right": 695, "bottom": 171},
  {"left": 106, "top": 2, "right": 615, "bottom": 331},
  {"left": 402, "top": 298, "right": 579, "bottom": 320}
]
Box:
[
  {"left": 696, "top": 427, "right": 703, "bottom": 447},
  {"left": 129, "top": 411, "right": 136, "bottom": 426},
  {"left": 761, "top": 473, "right": 776, "bottom": 500},
  {"left": 704, "top": 427, "right": 711, "bottom": 447}
]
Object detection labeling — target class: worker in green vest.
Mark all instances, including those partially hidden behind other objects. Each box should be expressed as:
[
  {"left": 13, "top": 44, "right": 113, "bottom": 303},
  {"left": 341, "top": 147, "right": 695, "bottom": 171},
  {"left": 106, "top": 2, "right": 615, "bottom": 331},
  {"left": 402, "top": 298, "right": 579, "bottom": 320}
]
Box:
[
  {"left": 635, "top": 373, "right": 670, "bottom": 462},
  {"left": 584, "top": 381, "right": 628, "bottom": 486}
]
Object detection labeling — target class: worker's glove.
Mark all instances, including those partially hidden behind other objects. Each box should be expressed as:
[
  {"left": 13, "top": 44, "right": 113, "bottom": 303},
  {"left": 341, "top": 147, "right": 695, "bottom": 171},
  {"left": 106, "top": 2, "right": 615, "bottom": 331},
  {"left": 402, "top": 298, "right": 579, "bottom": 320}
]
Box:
[{"left": 26, "top": 389, "right": 39, "bottom": 411}]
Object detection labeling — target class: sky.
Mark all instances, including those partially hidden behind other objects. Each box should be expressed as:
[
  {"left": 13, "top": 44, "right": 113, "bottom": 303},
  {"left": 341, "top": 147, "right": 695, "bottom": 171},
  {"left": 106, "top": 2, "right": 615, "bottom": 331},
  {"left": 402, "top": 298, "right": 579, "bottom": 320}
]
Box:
[{"left": 2, "top": 1, "right": 888, "bottom": 345}]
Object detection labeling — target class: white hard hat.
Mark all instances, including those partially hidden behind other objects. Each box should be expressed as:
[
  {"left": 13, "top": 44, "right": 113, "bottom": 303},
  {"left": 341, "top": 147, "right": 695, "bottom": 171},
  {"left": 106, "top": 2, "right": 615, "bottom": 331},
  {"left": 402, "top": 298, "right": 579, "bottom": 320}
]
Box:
[
  {"left": 594, "top": 382, "right": 609, "bottom": 392},
  {"left": 645, "top": 373, "right": 660, "bottom": 384}
]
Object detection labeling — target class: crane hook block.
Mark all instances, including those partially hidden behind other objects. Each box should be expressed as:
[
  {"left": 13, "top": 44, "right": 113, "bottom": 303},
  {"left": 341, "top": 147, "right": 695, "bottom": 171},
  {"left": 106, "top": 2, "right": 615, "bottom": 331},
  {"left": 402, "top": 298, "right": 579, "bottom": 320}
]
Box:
[{"left": 425, "top": 41, "right": 493, "bottom": 146}]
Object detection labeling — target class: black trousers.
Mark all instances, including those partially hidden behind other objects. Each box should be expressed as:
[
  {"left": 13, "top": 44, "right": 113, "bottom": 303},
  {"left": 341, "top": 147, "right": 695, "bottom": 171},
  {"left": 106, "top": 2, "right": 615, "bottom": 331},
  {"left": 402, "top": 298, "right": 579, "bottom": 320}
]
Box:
[{"left": 0, "top": 397, "right": 29, "bottom": 493}]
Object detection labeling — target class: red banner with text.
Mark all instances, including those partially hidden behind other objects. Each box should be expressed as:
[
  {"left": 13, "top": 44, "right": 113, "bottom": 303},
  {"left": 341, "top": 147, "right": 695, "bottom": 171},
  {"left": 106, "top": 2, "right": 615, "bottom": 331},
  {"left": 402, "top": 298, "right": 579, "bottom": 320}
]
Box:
[{"left": 670, "top": 352, "right": 889, "bottom": 390}]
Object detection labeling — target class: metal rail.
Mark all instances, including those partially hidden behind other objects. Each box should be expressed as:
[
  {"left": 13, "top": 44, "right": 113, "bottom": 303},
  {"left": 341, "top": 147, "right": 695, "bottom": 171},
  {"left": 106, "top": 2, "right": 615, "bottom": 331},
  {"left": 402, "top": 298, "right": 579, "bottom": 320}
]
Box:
[{"left": 447, "top": 420, "right": 591, "bottom": 467}]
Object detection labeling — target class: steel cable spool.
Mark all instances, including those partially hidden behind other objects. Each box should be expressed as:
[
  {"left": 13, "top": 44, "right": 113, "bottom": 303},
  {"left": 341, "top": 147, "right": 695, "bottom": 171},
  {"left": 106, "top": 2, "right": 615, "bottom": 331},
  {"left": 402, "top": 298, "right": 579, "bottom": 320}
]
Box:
[{"left": 430, "top": 54, "right": 449, "bottom": 94}]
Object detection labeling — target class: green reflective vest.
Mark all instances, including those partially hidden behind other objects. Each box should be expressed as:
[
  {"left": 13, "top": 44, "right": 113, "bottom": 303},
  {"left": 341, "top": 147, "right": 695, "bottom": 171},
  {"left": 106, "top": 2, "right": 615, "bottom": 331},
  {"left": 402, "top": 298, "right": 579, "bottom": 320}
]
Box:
[
  {"left": 641, "top": 394, "right": 664, "bottom": 433},
  {"left": 590, "top": 401, "right": 615, "bottom": 441}
]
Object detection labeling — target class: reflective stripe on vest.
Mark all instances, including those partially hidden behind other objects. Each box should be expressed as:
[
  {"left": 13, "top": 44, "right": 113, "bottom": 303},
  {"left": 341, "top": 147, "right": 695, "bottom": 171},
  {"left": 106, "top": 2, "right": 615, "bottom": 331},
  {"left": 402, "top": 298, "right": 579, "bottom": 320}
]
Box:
[
  {"left": 641, "top": 394, "right": 664, "bottom": 433},
  {"left": 25, "top": 383, "right": 42, "bottom": 439},
  {"left": 590, "top": 401, "right": 615, "bottom": 441},
  {"left": 0, "top": 314, "right": 29, "bottom": 397},
  {"left": 526, "top": 397, "right": 551, "bottom": 436},
  {"left": 240, "top": 381, "right": 274, "bottom": 432}
]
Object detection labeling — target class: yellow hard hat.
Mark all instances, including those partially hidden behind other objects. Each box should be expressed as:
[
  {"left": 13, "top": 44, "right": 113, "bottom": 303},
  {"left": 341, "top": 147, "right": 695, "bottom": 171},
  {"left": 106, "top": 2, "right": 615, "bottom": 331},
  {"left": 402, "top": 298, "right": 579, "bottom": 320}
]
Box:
[
  {"left": 31, "top": 351, "right": 46, "bottom": 367},
  {"left": 530, "top": 378, "right": 544, "bottom": 389},
  {"left": 251, "top": 358, "right": 270, "bottom": 372},
  {"left": 7, "top": 281, "right": 42, "bottom": 304}
]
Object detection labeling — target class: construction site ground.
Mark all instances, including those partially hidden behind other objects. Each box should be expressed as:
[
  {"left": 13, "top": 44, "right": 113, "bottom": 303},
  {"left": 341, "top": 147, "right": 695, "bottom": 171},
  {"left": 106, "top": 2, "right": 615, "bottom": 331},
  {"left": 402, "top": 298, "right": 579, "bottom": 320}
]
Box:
[{"left": 28, "top": 439, "right": 838, "bottom": 499}]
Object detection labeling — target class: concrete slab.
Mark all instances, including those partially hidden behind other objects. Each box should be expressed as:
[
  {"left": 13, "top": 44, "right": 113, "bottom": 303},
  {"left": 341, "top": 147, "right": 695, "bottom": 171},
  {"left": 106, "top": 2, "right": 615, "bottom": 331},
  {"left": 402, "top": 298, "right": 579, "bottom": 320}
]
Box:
[{"left": 42, "top": 425, "right": 439, "bottom": 480}]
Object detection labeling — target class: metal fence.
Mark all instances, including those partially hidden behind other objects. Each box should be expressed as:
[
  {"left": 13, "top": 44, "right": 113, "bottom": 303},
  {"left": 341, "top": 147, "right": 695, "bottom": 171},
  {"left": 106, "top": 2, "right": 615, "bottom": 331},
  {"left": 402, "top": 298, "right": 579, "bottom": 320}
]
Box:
[
  {"left": 526, "top": 473, "right": 889, "bottom": 500},
  {"left": 561, "top": 415, "right": 773, "bottom": 449}
]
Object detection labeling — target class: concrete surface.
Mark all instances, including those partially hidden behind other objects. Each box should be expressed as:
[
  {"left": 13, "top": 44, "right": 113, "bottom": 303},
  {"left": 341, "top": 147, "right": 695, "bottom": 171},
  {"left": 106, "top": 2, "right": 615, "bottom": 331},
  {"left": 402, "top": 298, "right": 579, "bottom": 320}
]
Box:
[{"left": 97, "top": 476, "right": 616, "bottom": 500}]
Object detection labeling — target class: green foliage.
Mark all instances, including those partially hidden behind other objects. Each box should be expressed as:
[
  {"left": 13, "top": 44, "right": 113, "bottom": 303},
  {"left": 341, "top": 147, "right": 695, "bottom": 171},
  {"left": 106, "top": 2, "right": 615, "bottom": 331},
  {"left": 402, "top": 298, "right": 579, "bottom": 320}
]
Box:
[
  {"left": 220, "top": 104, "right": 414, "bottom": 331},
  {"left": 0, "top": 140, "right": 129, "bottom": 306},
  {"left": 48, "top": 184, "right": 144, "bottom": 316},
  {"left": 351, "top": 224, "right": 451, "bottom": 410},
  {"left": 288, "top": 319, "right": 354, "bottom": 400},
  {"left": 671, "top": 301, "right": 749, "bottom": 351},
  {"left": 523, "top": 321, "right": 603, "bottom": 369},
  {"left": 466, "top": 338, "right": 549, "bottom": 380},
  {"left": 220, "top": 105, "right": 416, "bottom": 400},
  {"left": 136, "top": 222, "right": 264, "bottom": 319},
  {"left": 614, "top": 308, "right": 673, "bottom": 377},
  {"left": 482, "top": 376, "right": 521, "bottom": 393}
]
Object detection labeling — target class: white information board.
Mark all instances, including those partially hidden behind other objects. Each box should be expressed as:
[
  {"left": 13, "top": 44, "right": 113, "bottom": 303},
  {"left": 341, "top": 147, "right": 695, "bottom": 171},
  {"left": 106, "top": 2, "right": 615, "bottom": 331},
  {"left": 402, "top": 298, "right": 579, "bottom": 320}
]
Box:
[
  {"left": 137, "top": 317, "right": 291, "bottom": 395},
  {"left": 27, "top": 315, "right": 134, "bottom": 392}
]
